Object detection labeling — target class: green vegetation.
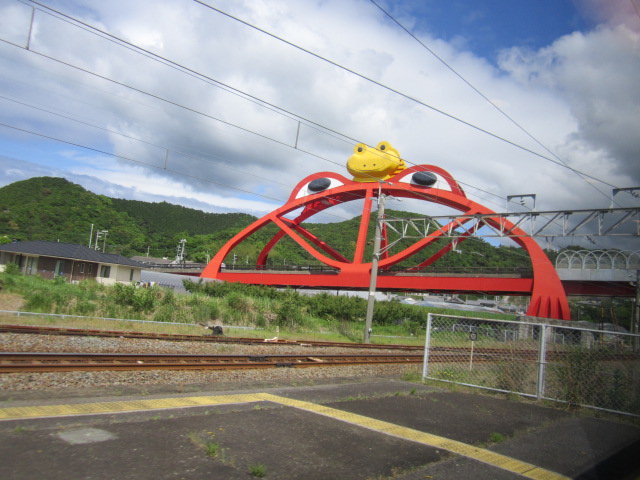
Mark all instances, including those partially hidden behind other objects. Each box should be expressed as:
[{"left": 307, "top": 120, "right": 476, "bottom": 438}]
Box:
[
  {"left": 205, "top": 442, "right": 220, "bottom": 458},
  {"left": 248, "top": 464, "right": 267, "bottom": 477},
  {"left": 0, "top": 270, "right": 518, "bottom": 342},
  {"left": 0, "top": 177, "right": 257, "bottom": 259}
]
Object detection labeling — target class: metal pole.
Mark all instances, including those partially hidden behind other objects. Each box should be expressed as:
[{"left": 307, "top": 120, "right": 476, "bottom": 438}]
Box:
[
  {"left": 633, "top": 271, "right": 640, "bottom": 352},
  {"left": 364, "top": 187, "right": 385, "bottom": 343},
  {"left": 536, "top": 324, "right": 547, "bottom": 399},
  {"left": 422, "top": 313, "right": 433, "bottom": 379}
]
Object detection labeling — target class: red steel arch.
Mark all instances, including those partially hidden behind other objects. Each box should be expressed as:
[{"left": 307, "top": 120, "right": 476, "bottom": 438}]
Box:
[{"left": 201, "top": 165, "right": 570, "bottom": 320}]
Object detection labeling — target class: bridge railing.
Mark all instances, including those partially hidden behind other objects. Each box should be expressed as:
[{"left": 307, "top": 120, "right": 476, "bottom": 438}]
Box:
[
  {"left": 423, "top": 313, "right": 640, "bottom": 416},
  {"left": 147, "top": 263, "right": 533, "bottom": 276}
]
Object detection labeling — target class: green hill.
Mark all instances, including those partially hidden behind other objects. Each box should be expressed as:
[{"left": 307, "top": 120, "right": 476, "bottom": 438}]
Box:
[
  {"left": 110, "top": 198, "right": 255, "bottom": 238},
  {"left": 0, "top": 177, "right": 256, "bottom": 257}
]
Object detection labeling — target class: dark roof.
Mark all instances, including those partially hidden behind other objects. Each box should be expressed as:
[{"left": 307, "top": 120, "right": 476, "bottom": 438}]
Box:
[{"left": 0, "top": 241, "right": 145, "bottom": 268}]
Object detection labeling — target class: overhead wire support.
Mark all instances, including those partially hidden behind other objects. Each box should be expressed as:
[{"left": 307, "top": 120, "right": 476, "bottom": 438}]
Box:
[{"left": 384, "top": 207, "right": 640, "bottom": 240}]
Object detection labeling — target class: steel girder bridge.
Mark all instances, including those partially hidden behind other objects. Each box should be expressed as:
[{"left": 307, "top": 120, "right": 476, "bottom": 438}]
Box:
[{"left": 201, "top": 142, "right": 639, "bottom": 321}]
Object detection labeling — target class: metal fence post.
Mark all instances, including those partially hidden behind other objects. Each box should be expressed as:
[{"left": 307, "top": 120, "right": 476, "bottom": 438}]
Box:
[
  {"left": 422, "top": 313, "right": 433, "bottom": 379},
  {"left": 536, "top": 324, "right": 547, "bottom": 399}
]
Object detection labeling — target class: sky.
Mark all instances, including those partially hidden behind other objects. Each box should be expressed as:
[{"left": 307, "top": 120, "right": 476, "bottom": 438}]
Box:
[{"left": 0, "top": 0, "right": 639, "bottom": 251}]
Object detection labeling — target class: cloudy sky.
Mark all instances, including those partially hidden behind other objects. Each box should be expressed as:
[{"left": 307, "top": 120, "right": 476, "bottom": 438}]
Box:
[{"left": 0, "top": 0, "right": 638, "bottom": 250}]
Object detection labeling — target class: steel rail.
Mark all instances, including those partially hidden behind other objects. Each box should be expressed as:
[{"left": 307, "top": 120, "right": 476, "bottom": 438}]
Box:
[
  {"left": 0, "top": 324, "right": 424, "bottom": 351},
  {"left": 0, "top": 352, "right": 426, "bottom": 373}
]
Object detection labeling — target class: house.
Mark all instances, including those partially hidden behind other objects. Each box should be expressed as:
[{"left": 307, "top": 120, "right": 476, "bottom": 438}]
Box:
[{"left": 0, "top": 240, "right": 145, "bottom": 285}]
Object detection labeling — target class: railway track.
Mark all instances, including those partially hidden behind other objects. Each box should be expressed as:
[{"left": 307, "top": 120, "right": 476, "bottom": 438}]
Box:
[
  {"left": 0, "top": 352, "right": 426, "bottom": 373},
  {"left": 0, "top": 324, "right": 423, "bottom": 351}
]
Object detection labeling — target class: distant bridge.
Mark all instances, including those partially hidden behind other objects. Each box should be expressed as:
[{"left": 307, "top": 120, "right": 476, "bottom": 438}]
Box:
[
  {"left": 555, "top": 250, "right": 639, "bottom": 296},
  {"left": 147, "top": 254, "right": 638, "bottom": 297}
]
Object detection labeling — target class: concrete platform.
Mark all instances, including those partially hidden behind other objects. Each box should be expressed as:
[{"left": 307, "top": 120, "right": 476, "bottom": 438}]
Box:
[{"left": 0, "top": 378, "right": 638, "bottom": 479}]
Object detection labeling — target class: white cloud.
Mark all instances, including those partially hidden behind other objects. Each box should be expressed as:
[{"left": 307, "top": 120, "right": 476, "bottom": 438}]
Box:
[{"left": 0, "top": 0, "right": 638, "bottom": 251}]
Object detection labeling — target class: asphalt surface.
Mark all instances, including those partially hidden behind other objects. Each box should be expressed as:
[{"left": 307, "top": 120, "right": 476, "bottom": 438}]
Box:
[{"left": 0, "top": 376, "right": 638, "bottom": 480}]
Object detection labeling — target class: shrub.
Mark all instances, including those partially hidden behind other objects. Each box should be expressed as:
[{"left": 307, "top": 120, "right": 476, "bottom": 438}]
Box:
[
  {"left": 73, "top": 300, "right": 97, "bottom": 316},
  {"left": 226, "top": 292, "right": 253, "bottom": 315},
  {"left": 3, "top": 263, "right": 21, "bottom": 275},
  {"left": 24, "top": 291, "right": 54, "bottom": 312},
  {"left": 495, "top": 360, "right": 529, "bottom": 393},
  {"left": 153, "top": 304, "right": 175, "bottom": 323},
  {"left": 275, "top": 298, "right": 302, "bottom": 328},
  {"left": 552, "top": 348, "right": 602, "bottom": 409}
]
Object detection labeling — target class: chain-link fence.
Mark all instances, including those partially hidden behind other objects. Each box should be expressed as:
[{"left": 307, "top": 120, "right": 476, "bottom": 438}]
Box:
[{"left": 422, "top": 313, "right": 640, "bottom": 416}]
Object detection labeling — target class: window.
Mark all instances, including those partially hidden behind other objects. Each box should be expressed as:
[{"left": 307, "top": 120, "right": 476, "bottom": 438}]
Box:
[
  {"left": 79, "top": 263, "right": 85, "bottom": 273},
  {"left": 26, "top": 257, "right": 37, "bottom": 275},
  {"left": 129, "top": 268, "right": 134, "bottom": 281},
  {"left": 54, "top": 260, "right": 65, "bottom": 276},
  {"left": 99, "top": 265, "right": 111, "bottom": 278},
  {"left": 87, "top": 264, "right": 94, "bottom": 274}
]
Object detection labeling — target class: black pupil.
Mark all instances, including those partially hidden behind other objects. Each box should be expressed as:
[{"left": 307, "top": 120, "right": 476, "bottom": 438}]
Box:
[
  {"left": 380, "top": 145, "right": 385, "bottom": 150},
  {"left": 358, "top": 147, "right": 363, "bottom": 152}
]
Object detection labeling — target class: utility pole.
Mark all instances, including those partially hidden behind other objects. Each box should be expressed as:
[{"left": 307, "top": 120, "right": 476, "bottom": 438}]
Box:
[
  {"left": 633, "top": 270, "right": 640, "bottom": 352},
  {"left": 364, "top": 187, "right": 386, "bottom": 344},
  {"left": 175, "top": 239, "right": 187, "bottom": 264},
  {"left": 94, "top": 230, "right": 108, "bottom": 252}
]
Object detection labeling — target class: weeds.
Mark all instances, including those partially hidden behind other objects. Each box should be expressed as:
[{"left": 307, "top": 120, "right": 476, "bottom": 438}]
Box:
[
  {"left": 248, "top": 464, "right": 267, "bottom": 477},
  {"left": 205, "top": 442, "right": 220, "bottom": 457},
  {"left": 488, "top": 432, "right": 506, "bottom": 443}
]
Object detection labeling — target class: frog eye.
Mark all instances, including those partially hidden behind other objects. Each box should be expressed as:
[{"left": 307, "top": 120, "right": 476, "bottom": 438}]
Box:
[
  {"left": 295, "top": 177, "right": 344, "bottom": 199},
  {"left": 308, "top": 177, "right": 332, "bottom": 192},
  {"left": 357, "top": 146, "right": 363, "bottom": 152},
  {"left": 380, "top": 144, "right": 386, "bottom": 150}
]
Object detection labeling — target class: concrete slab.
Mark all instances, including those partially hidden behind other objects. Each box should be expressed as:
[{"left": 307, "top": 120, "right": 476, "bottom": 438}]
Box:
[{"left": 0, "top": 379, "right": 638, "bottom": 480}]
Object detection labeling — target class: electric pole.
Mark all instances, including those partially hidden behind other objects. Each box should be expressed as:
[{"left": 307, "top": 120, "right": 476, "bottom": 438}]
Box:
[
  {"left": 364, "top": 188, "right": 386, "bottom": 344},
  {"left": 633, "top": 270, "right": 639, "bottom": 352}
]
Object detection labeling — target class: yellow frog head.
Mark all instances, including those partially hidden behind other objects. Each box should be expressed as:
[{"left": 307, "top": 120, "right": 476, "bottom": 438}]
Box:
[{"left": 347, "top": 141, "right": 406, "bottom": 182}]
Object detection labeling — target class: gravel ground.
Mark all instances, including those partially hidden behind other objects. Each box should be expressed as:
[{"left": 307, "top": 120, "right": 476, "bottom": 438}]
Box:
[{"left": 0, "top": 333, "right": 421, "bottom": 391}]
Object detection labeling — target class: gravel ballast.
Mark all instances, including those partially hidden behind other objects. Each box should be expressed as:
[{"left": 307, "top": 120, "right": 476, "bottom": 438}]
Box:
[{"left": 0, "top": 333, "right": 421, "bottom": 391}]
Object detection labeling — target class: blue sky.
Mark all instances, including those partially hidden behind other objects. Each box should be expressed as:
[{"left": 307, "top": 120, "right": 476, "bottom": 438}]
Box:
[
  {"left": 0, "top": 0, "right": 638, "bottom": 250},
  {"left": 407, "top": 1, "right": 592, "bottom": 60}
]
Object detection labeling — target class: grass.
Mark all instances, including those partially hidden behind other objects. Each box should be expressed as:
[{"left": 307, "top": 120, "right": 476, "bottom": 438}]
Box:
[
  {"left": 205, "top": 442, "right": 220, "bottom": 457},
  {"left": 248, "top": 464, "right": 267, "bottom": 477},
  {"left": 488, "top": 432, "right": 506, "bottom": 443},
  {"left": 187, "top": 432, "right": 222, "bottom": 459},
  {"left": 0, "top": 270, "right": 520, "bottom": 346}
]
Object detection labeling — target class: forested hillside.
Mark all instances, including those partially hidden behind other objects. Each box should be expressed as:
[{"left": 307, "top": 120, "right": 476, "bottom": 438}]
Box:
[
  {"left": 0, "top": 177, "right": 255, "bottom": 257},
  {"left": 110, "top": 198, "right": 254, "bottom": 238},
  {"left": 0, "top": 176, "right": 534, "bottom": 268},
  {"left": 0, "top": 177, "right": 147, "bottom": 250}
]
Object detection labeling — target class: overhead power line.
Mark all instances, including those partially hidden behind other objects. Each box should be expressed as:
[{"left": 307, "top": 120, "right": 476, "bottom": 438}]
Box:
[
  {"left": 15, "top": 0, "right": 625, "bottom": 197},
  {"left": 367, "top": 0, "right": 618, "bottom": 205},
  {"left": 191, "top": 0, "right": 623, "bottom": 191},
  {"left": 3, "top": 0, "right": 628, "bottom": 237},
  {"left": 0, "top": 3, "right": 513, "bottom": 213}
]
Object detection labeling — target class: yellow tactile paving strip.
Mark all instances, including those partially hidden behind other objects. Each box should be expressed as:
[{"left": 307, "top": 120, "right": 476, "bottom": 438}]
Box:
[
  {"left": 257, "top": 394, "right": 569, "bottom": 480},
  {"left": 0, "top": 394, "right": 264, "bottom": 420},
  {"left": 0, "top": 392, "right": 569, "bottom": 480}
]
